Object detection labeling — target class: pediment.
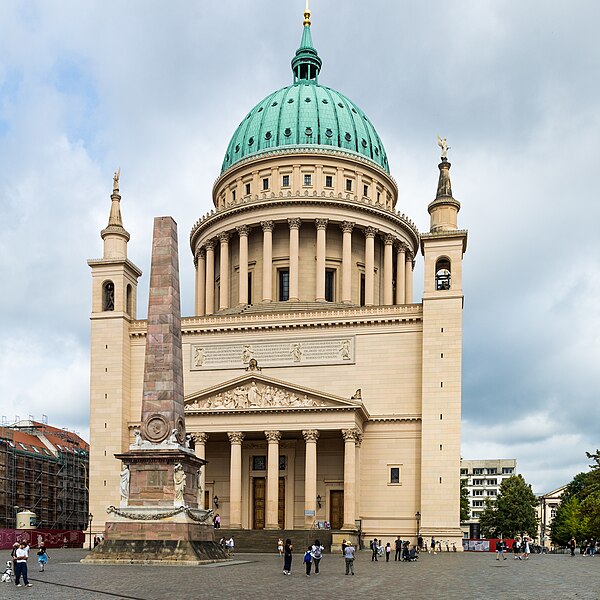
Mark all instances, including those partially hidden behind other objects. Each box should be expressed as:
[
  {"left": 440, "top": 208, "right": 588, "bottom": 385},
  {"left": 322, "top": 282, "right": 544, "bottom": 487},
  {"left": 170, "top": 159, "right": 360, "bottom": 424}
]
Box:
[{"left": 184, "top": 372, "right": 363, "bottom": 413}]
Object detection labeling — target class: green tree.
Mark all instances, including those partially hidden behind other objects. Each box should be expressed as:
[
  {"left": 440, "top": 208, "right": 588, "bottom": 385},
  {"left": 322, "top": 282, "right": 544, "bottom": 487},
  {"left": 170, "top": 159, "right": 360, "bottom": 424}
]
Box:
[
  {"left": 479, "top": 498, "right": 499, "bottom": 538},
  {"left": 494, "top": 475, "right": 538, "bottom": 537},
  {"left": 551, "top": 495, "right": 585, "bottom": 545},
  {"left": 460, "top": 478, "right": 470, "bottom": 523}
]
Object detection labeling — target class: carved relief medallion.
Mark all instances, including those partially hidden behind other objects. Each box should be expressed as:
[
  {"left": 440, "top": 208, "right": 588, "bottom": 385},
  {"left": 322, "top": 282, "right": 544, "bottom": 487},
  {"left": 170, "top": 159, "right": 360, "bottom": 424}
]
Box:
[{"left": 143, "top": 414, "right": 170, "bottom": 443}]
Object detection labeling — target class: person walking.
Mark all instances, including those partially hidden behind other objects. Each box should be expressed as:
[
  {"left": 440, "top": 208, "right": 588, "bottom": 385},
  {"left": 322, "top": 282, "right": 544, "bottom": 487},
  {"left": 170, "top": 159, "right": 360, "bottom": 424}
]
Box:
[
  {"left": 37, "top": 542, "right": 49, "bottom": 572},
  {"left": 569, "top": 537, "right": 576, "bottom": 557},
  {"left": 521, "top": 536, "right": 531, "bottom": 560},
  {"left": 341, "top": 539, "right": 347, "bottom": 555},
  {"left": 10, "top": 543, "right": 19, "bottom": 578},
  {"left": 344, "top": 540, "right": 355, "bottom": 575},
  {"left": 14, "top": 541, "right": 32, "bottom": 587},
  {"left": 304, "top": 545, "right": 313, "bottom": 576},
  {"left": 311, "top": 539, "right": 324, "bottom": 574},
  {"left": 385, "top": 542, "right": 391, "bottom": 562},
  {"left": 495, "top": 538, "right": 507, "bottom": 560},
  {"left": 429, "top": 536, "right": 436, "bottom": 554},
  {"left": 282, "top": 538, "right": 293, "bottom": 575},
  {"left": 277, "top": 537, "right": 284, "bottom": 556}
]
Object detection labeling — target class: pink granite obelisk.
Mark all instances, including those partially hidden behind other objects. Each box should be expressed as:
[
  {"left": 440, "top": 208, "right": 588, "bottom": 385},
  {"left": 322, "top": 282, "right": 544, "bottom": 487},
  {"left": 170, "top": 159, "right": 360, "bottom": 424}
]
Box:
[{"left": 85, "top": 216, "right": 225, "bottom": 564}]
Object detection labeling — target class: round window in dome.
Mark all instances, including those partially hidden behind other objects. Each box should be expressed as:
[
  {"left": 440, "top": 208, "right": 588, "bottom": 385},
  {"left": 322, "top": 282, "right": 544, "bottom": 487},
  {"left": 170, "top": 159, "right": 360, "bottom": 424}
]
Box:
[
  {"left": 288, "top": 98, "right": 294, "bottom": 103},
  {"left": 305, "top": 97, "right": 311, "bottom": 103},
  {"left": 271, "top": 101, "right": 278, "bottom": 107},
  {"left": 374, "top": 147, "right": 379, "bottom": 156},
  {"left": 338, "top": 103, "right": 344, "bottom": 108},
  {"left": 248, "top": 137, "right": 254, "bottom": 146},
  {"left": 322, "top": 99, "right": 328, "bottom": 104},
  {"left": 265, "top": 131, "right": 272, "bottom": 140},
  {"left": 352, "top": 108, "right": 357, "bottom": 114},
  {"left": 361, "top": 139, "right": 367, "bottom": 148},
  {"left": 226, "top": 153, "right": 230, "bottom": 161},
  {"left": 284, "top": 128, "right": 292, "bottom": 137},
  {"left": 325, "top": 128, "right": 333, "bottom": 138},
  {"left": 235, "top": 144, "right": 240, "bottom": 153},
  {"left": 257, "top": 107, "right": 263, "bottom": 112},
  {"left": 305, "top": 127, "right": 313, "bottom": 136},
  {"left": 345, "top": 132, "right": 352, "bottom": 142}
]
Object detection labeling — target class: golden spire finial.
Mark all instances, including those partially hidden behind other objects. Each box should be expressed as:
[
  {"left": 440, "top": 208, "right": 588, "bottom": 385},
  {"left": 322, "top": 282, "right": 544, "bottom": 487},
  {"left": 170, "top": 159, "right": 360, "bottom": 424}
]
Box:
[{"left": 303, "top": 0, "right": 311, "bottom": 26}]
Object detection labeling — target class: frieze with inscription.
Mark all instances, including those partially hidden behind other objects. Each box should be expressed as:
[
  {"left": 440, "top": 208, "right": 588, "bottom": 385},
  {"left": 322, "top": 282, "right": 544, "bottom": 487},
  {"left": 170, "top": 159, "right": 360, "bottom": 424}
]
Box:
[{"left": 190, "top": 337, "right": 355, "bottom": 371}]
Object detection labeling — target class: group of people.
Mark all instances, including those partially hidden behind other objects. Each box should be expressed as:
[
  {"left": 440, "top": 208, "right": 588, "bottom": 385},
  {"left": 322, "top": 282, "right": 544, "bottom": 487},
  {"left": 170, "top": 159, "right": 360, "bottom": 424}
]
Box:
[
  {"left": 569, "top": 537, "right": 597, "bottom": 556},
  {"left": 495, "top": 536, "right": 532, "bottom": 560},
  {"left": 8, "top": 539, "right": 49, "bottom": 587},
  {"left": 218, "top": 536, "right": 235, "bottom": 555},
  {"left": 280, "top": 538, "right": 357, "bottom": 576}
]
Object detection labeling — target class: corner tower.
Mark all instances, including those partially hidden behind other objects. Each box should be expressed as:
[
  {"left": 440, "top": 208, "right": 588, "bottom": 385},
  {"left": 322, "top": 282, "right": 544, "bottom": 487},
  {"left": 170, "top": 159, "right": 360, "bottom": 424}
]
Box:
[
  {"left": 87, "top": 171, "right": 142, "bottom": 525},
  {"left": 419, "top": 146, "right": 467, "bottom": 544}
]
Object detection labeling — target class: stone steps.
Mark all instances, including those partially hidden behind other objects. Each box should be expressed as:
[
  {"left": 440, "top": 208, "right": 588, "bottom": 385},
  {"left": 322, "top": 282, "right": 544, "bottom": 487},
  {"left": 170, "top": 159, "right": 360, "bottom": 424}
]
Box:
[{"left": 215, "top": 528, "right": 334, "bottom": 553}]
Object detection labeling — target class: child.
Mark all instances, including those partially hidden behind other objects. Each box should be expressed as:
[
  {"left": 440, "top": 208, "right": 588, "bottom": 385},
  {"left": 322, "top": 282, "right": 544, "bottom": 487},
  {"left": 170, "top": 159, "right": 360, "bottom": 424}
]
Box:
[
  {"left": 385, "top": 542, "right": 391, "bottom": 562},
  {"left": 304, "top": 545, "right": 313, "bottom": 576},
  {"left": 277, "top": 538, "right": 284, "bottom": 556},
  {"left": 37, "top": 542, "right": 49, "bottom": 572}
]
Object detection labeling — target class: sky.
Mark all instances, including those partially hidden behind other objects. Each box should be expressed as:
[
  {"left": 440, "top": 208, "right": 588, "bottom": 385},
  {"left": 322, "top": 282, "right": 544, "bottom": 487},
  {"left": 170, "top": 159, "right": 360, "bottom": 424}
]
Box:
[{"left": 0, "top": 0, "right": 598, "bottom": 495}]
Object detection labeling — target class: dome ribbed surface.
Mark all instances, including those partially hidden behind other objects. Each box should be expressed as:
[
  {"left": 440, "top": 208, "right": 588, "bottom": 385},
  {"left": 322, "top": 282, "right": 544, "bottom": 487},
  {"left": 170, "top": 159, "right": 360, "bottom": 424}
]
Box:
[{"left": 221, "top": 82, "right": 390, "bottom": 174}]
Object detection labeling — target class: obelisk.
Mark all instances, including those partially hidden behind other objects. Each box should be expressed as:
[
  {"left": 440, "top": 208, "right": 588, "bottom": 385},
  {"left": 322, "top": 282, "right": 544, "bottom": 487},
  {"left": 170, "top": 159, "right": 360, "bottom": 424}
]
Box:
[{"left": 84, "top": 217, "right": 226, "bottom": 564}]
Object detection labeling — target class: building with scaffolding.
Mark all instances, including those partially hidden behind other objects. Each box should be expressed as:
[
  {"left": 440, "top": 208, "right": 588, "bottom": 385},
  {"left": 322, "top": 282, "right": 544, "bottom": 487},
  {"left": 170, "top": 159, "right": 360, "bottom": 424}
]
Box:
[{"left": 0, "top": 419, "right": 89, "bottom": 531}]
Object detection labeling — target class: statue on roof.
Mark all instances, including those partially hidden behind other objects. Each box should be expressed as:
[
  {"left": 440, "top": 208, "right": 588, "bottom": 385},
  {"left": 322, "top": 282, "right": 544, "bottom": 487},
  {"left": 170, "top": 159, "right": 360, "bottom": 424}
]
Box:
[
  {"left": 113, "top": 167, "right": 120, "bottom": 192},
  {"left": 437, "top": 136, "right": 450, "bottom": 159}
]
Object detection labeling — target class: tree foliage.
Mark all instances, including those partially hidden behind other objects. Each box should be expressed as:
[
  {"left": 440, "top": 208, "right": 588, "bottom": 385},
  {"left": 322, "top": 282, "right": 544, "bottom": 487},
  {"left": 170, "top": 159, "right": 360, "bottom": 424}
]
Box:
[
  {"left": 478, "top": 475, "right": 538, "bottom": 538},
  {"left": 460, "top": 478, "right": 470, "bottom": 523}
]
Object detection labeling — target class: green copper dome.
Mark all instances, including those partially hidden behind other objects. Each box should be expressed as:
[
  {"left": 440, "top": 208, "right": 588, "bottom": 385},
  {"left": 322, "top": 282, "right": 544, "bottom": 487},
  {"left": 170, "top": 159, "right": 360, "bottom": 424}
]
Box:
[{"left": 221, "top": 14, "right": 390, "bottom": 174}]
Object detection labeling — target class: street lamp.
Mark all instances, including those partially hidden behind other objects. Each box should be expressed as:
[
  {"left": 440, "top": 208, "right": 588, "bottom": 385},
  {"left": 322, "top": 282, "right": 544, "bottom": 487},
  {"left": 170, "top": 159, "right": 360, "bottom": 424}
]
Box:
[
  {"left": 213, "top": 495, "right": 219, "bottom": 509},
  {"left": 316, "top": 495, "right": 322, "bottom": 509},
  {"left": 415, "top": 511, "right": 421, "bottom": 539},
  {"left": 88, "top": 513, "right": 94, "bottom": 551}
]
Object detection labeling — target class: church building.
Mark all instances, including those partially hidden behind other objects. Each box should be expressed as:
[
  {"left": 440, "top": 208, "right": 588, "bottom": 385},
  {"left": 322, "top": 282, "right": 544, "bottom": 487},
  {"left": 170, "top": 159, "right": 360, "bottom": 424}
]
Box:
[{"left": 88, "top": 6, "right": 467, "bottom": 545}]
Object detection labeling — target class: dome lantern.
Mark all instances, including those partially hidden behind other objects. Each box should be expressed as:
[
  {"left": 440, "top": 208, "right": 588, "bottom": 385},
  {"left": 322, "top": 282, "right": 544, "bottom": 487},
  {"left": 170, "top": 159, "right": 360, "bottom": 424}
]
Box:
[{"left": 291, "top": 1, "right": 322, "bottom": 83}]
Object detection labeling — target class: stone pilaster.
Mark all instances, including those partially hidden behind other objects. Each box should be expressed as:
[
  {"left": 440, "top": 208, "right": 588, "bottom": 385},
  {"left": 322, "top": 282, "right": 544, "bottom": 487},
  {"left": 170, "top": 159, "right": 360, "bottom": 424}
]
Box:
[
  {"left": 228, "top": 432, "right": 244, "bottom": 528},
  {"left": 303, "top": 429, "right": 319, "bottom": 528},
  {"left": 265, "top": 430, "right": 281, "bottom": 529}
]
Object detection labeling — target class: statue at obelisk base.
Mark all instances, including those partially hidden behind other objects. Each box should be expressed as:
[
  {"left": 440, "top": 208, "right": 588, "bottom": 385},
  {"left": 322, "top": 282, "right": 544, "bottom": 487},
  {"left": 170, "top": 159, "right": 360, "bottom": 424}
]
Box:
[{"left": 83, "top": 216, "right": 227, "bottom": 564}]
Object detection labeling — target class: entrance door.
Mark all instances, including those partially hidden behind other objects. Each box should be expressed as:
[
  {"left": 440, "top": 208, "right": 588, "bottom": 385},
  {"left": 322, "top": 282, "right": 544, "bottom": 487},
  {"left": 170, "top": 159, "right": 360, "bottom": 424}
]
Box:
[
  {"left": 204, "top": 490, "right": 210, "bottom": 511},
  {"left": 278, "top": 477, "right": 285, "bottom": 529},
  {"left": 253, "top": 477, "right": 266, "bottom": 529},
  {"left": 330, "top": 490, "right": 344, "bottom": 530}
]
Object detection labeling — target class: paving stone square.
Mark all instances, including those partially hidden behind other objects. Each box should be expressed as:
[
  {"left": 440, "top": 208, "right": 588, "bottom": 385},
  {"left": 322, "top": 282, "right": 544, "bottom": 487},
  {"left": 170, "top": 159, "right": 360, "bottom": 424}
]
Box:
[{"left": 0, "top": 548, "right": 597, "bottom": 600}]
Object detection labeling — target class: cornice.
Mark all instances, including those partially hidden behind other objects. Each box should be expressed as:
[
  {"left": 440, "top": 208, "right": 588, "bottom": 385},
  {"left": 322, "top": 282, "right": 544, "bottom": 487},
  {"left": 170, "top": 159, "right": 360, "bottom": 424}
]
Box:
[
  {"left": 420, "top": 228, "right": 468, "bottom": 254},
  {"left": 129, "top": 304, "right": 423, "bottom": 337},
  {"left": 87, "top": 257, "right": 143, "bottom": 278},
  {"left": 190, "top": 196, "right": 420, "bottom": 253}
]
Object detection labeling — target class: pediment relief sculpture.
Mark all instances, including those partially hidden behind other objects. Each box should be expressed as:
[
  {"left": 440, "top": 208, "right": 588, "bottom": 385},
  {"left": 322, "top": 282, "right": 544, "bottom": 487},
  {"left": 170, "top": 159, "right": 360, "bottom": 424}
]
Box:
[{"left": 185, "top": 380, "right": 331, "bottom": 411}]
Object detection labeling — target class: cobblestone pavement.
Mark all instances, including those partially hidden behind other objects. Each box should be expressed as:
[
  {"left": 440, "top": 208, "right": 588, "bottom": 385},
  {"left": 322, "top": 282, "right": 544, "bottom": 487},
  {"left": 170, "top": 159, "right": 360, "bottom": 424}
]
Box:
[{"left": 0, "top": 548, "right": 598, "bottom": 600}]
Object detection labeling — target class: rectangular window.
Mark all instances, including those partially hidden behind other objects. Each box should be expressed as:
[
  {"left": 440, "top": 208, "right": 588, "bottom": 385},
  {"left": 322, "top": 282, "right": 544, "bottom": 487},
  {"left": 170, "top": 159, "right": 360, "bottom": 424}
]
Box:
[
  {"left": 502, "top": 467, "right": 514, "bottom": 474},
  {"left": 487, "top": 479, "right": 497, "bottom": 485},
  {"left": 472, "top": 500, "right": 484, "bottom": 507},
  {"left": 360, "top": 273, "right": 365, "bottom": 306},
  {"left": 232, "top": 190, "right": 236, "bottom": 202},
  {"left": 279, "top": 455, "right": 287, "bottom": 471},
  {"left": 487, "top": 489, "right": 497, "bottom": 495},
  {"left": 247, "top": 272, "right": 253, "bottom": 305},
  {"left": 472, "top": 479, "right": 484, "bottom": 485},
  {"left": 363, "top": 184, "right": 369, "bottom": 197},
  {"left": 279, "top": 269, "right": 290, "bottom": 301},
  {"left": 282, "top": 174, "right": 290, "bottom": 187},
  {"left": 487, "top": 468, "right": 497, "bottom": 475},
  {"left": 345, "top": 178, "right": 352, "bottom": 192},
  {"left": 304, "top": 174, "right": 312, "bottom": 186},
  {"left": 377, "top": 191, "right": 381, "bottom": 202},
  {"left": 245, "top": 183, "right": 251, "bottom": 195},
  {"left": 325, "top": 269, "right": 335, "bottom": 302},
  {"left": 252, "top": 456, "right": 266, "bottom": 471},
  {"left": 473, "top": 468, "right": 483, "bottom": 475},
  {"left": 389, "top": 467, "right": 400, "bottom": 484},
  {"left": 262, "top": 178, "right": 269, "bottom": 190},
  {"left": 473, "top": 490, "right": 484, "bottom": 496},
  {"left": 325, "top": 175, "right": 333, "bottom": 188},
  {"left": 460, "top": 468, "right": 468, "bottom": 475}
]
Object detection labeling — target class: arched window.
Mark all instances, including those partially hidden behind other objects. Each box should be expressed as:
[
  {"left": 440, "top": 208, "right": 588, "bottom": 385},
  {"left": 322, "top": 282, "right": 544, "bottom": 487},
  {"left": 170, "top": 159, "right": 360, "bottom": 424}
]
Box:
[
  {"left": 435, "top": 258, "right": 451, "bottom": 291},
  {"left": 103, "top": 281, "right": 115, "bottom": 311},
  {"left": 126, "top": 284, "right": 133, "bottom": 315}
]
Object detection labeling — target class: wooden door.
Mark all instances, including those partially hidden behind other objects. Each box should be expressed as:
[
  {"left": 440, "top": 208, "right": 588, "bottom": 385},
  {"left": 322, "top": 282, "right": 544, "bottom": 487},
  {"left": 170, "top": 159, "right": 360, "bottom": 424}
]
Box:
[
  {"left": 253, "top": 477, "right": 266, "bottom": 529},
  {"left": 330, "top": 490, "right": 344, "bottom": 530},
  {"left": 204, "top": 490, "right": 210, "bottom": 510},
  {"left": 278, "top": 477, "right": 285, "bottom": 529}
]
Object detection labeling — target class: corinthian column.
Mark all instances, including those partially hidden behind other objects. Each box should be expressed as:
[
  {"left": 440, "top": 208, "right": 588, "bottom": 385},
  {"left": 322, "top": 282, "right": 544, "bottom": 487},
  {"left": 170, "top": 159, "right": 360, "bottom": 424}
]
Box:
[
  {"left": 364, "top": 227, "right": 377, "bottom": 306},
  {"left": 303, "top": 429, "right": 319, "bottom": 528},
  {"left": 383, "top": 234, "right": 394, "bottom": 306},
  {"left": 195, "top": 247, "right": 206, "bottom": 316},
  {"left": 205, "top": 240, "right": 215, "bottom": 315},
  {"left": 396, "top": 243, "right": 406, "bottom": 304},
  {"left": 342, "top": 429, "right": 359, "bottom": 530},
  {"left": 219, "top": 232, "right": 230, "bottom": 310},
  {"left": 265, "top": 430, "right": 281, "bottom": 529},
  {"left": 192, "top": 433, "right": 209, "bottom": 508},
  {"left": 237, "top": 225, "right": 249, "bottom": 305},
  {"left": 288, "top": 218, "right": 301, "bottom": 302},
  {"left": 315, "top": 219, "right": 328, "bottom": 302},
  {"left": 341, "top": 222, "right": 354, "bottom": 303},
  {"left": 228, "top": 431, "right": 244, "bottom": 528},
  {"left": 405, "top": 250, "right": 414, "bottom": 304},
  {"left": 261, "top": 221, "right": 274, "bottom": 302}
]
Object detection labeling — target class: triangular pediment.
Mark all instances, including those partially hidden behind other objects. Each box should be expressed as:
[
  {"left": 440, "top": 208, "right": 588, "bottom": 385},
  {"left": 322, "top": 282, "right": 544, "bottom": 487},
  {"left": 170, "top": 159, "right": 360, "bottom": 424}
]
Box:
[{"left": 184, "top": 372, "right": 363, "bottom": 413}]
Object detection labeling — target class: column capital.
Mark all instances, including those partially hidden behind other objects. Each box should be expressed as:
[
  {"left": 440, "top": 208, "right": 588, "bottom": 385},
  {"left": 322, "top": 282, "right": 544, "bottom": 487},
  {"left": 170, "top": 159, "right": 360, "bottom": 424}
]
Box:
[
  {"left": 315, "top": 218, "right": 328, "bottom": 230},
  {"left": 261, "top": 220, "right": 275, "bottom": 232},
  {"left": 355, "top": 432, "right": 363, "bottom": 448},
  {"left": 218, "top": 231, "right": 230, "bottom": 243},
  {"left": 205, "top": 239, "right": 216, "bottom": 251},
  {"left": 341, "top": 428, "right": 360, "bottom": 443},
  {"left": 194, "top": 246, "right": 206, "bottom": 267},
  {"left": 236, "top": 224, "right": 250, "bottom": 237},
  {"left": 396, "top": 241, "right": 408, "bottom": 254},
  {"left": 227, "top": 431, "right": 244, "bottom": 444},
  {"left": 383, "top": 233, "right": 395, "bottom": 246},
  {"left": 287, "top": 217, "right": 301, "bottom": 230},
  {"left": 265, "top": 430, "right": 282, "bottom": 443},
  {"left": 406, "top": 250, "right": 415, "bottom": 263},
  {"left": 302, "top": 429, "right": 320, "bottom": 442},
  {"left": 364, "top": 226, "right": 378, "bottom": 239},
  {"left": 192, "top": 432, "right": 209, "bottom": 445},
  {"left": 340, "top": 221, "right": 355, "bottom": 234}
]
